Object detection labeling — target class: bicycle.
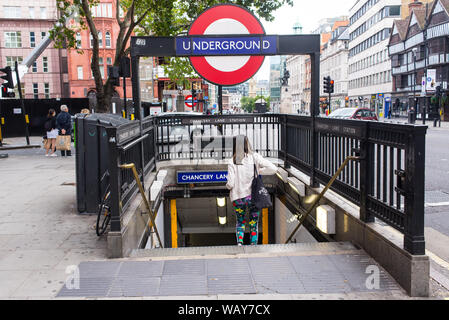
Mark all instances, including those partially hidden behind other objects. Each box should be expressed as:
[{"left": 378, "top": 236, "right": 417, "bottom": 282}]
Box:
[
  {"left": 95, "top": 165, "right": 162, "bottom": 249},
  {"left": 96, "top": 170, "right": 111, "bottom": 236}
]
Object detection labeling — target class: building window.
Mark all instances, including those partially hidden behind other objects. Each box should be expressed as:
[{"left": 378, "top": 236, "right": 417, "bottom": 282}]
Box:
[
  {"left": 30, "top": 32, "right": 36, "bottom": 48},
  {"left": 99, "top": 57, "right": 104, "bottom": 78},
  {"left": 98, "top": 32, "right": 103, "bottom": 48},
  {"left": 77, "top": 66, "right": 83, "bottom": 80},
  {"left": 6, "top": 56, "right": 23, "bottom": 68},
  {"left": 105, "top": 32, "right": 111, "bottom": 48},
  {"left": 5, "top": 31, "right": 22, "bottom": 48},
  {"left": 41, "top": 32, "right": 46, "bottom": 40},
  {"left": 33, "top": 83, "right": 39, "bottom": 99},
  {"left": 76, "top": 32, "right": 81, "bottom": 48},
  {"left": 32, "top": 61, "right": 37, "bottom": 72},
  {"left": 29, "top": 7, "right": 35, "bottom": 19},
  {"left": 4, "top": 6, "right": 21, "bottom": 18},
  {"left": 40, "top": 7, "right": 47, "bottom": 19},
  {"left": 43, "top": 57, "right": 48, "bottom": 73},
  {"left": 44, "top": 83, "right": 50, "bottom": 98}
]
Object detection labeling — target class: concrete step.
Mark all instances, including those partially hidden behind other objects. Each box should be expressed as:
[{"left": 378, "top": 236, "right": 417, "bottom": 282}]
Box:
[
  {"left": 130, "top": 241, "right": 358, "bottom": 259},
  {"left": 57, "top": 241, "right": 406, "bottom": 298}
]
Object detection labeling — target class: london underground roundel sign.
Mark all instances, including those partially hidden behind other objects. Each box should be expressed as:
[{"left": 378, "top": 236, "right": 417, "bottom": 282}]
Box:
[
  {"left": 187, "top": 4, "right": 267, "bottom": 86},
  {"left": 184, "top": 95, "right": 197, "bottom": 108}
]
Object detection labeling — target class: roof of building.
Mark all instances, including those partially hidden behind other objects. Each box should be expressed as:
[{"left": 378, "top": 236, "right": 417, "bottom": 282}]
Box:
[{"left": 332, "top": 20, "right": 349, "bottom": 31}]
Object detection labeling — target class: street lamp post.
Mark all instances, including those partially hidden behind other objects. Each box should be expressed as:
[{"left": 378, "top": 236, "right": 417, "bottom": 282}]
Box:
[{"left": 412, "top": 47, "right": 418, "bottom": 124}]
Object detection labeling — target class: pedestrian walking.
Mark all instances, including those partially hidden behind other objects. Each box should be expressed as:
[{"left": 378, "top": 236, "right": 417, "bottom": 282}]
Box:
[
  {"left": 44, "top": 108, "right": 58, "bottom": 157},
  {"left": 226, "top": 135, "right": 277, "bottom": 246},
  {"left": 56, "top": 104, "right": 72, "bottom": 156}
]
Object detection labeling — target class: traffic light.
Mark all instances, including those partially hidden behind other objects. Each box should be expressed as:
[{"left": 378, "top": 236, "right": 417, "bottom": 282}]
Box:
[
  {"left": 436, "top": 85, "right": 442, "bottom": 97},
  {"left": 108, "top": 66, "right": 120, "bottom": 87},
  {"left": 1, "top": 85, "right": 15, "bottom": 98},
  {"left": 329, "top": 79, "right": 334, "bottom": 94},
  {"left": 323, "top": 76, "right": 330, "bottom": 93},
  {"left": 119, "top": 57, "right": 130, "bottom": 78},
  {"left": 192, "top": 88, "right": 197, "bottom": 98},
  {"left": 0, "top": 66, "right": 14, "bottom": 89}
]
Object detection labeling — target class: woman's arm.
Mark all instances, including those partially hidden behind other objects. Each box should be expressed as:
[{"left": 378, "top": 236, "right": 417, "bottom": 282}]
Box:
[
  {"left": 254, "top": 153, "right": 277, "bottom": 175},
  {"left": 226, "top": 163, "right": 235, "bottom": 190}
]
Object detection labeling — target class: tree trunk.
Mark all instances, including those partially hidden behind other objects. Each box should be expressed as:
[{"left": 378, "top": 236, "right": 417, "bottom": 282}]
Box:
[{"left": 97, "top": 81, "right": 114, "bottom": 113}]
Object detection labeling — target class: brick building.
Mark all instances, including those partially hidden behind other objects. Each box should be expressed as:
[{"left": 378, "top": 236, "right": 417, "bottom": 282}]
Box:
[
  {"left": 0, "top": 0, "right": 69, "bottom": 98},
  {"left": 67, "top": 0, "right": 132, "bottom": 103}
]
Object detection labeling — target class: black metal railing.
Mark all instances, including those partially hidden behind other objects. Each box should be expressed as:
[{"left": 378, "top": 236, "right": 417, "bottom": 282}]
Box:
[
  {"left": 154, "top": 114, "right": 282, "bottom": 161},
  {"left": 280, "top": 115, "right": 427, "bottom": 255},
  {"left": 103, "top": 116, "right": 156, "bottom": 233},
  {"left": 99, "top": 113, "right": 426, "bottom": 255}
]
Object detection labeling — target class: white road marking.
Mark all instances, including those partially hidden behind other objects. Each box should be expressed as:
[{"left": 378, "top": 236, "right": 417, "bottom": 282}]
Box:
[
  {"left": 425, "top": 202, "right": 449, "bottom": 207},
  {"left": 426, "top": 250, "right": 449, "bottom": 271}
]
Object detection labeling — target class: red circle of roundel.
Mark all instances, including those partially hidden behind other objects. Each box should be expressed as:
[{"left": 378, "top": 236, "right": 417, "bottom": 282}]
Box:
[
  {"left": 188, "top": 4, "right": 265, "bottom": 86},
  {"left": 184, "top": 95, "right": 197, "bottom": 108}
]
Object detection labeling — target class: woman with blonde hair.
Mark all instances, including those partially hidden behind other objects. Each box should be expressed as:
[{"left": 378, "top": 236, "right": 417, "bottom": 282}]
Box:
[{"left": 226, "top": 135, "right": 277, "bottom": 246}]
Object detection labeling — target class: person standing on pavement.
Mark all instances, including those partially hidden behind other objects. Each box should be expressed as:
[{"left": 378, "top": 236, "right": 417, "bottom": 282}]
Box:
[
  {"left": 226, "top": 135, "right": 277, "bottom": 246},
  {"left": 56, "top": 104, "right": 72, "bottom": 157},
  {"left": 44, "top": 108, "right": 58, "bottom": 157}
]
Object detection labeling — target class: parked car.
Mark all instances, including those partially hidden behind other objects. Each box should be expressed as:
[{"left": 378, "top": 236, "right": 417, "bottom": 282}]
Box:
[{"left": 327, "top": 108, "right": 378, "bottom": 120}]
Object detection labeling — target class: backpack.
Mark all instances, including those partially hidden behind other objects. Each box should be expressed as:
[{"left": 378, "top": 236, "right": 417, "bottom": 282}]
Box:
[
  {"left": 44, "top": 118, "right": 52, "bottom": 131},
  {"left": 251, "top": 156, "right": 272, "bottom": 210}
]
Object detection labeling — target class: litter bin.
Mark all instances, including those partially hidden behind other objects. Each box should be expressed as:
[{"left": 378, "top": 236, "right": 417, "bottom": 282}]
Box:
[
  {"left": 75, "top": 113, "right": 131, "bottom": 214},
  {"left": 408, "top": 111, "right": 416, "bottom": 124}
]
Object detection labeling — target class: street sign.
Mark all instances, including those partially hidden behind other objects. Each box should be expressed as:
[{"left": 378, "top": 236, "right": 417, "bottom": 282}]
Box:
[
  {"left": 186, "top": 4, "right": 270, "bottom": 86},
  {"left": 185, "top": 95, "right": 198, "bottom": 108},
  {"left": 177, "top": 171, "right": 228, "bottom": 184},
  {"left": 426, "top": 69, "right": 436, "bottom": 91},
  {"left": 422, "top": 76, "right": 426, "bottom": 94}
]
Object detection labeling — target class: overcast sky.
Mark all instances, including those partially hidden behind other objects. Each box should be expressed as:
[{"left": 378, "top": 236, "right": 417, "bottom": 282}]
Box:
[{"left": 255, "top": 0, "right": 356, "bottom": 80}]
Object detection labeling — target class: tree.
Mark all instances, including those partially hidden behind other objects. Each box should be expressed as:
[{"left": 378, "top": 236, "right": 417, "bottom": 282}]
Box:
[{"left": 51, "top": 0, "right": 292, "bottom": 112}]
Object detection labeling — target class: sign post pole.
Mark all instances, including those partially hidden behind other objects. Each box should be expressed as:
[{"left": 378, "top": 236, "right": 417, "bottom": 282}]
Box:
[{"left": 14, "top": 61, "right": 29, "bottom": 145}]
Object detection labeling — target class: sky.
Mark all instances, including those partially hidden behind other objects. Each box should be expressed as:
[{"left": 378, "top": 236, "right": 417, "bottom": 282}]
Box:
[{"left": 255, "top": 0, "right": 356, "bottom": 80}]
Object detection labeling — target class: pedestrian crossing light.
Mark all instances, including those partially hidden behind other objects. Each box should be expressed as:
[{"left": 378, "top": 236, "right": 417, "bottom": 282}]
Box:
[
  {"left": 0, "top": 66, "right": 14, "bottom": 89},
  {"left": 1, "top": 85, "right": 15, "bottom": 98}
]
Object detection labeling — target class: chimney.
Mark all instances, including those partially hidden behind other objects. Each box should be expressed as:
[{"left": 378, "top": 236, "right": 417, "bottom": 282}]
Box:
[{"left": 409, "top": 0, "right": 424, "bottom": 12}]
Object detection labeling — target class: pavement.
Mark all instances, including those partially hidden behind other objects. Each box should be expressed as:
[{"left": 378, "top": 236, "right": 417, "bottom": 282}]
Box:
[
  {"left": 0, "top": 135, "right": 448, "bottom": 300},
  {"left": 0, "top": 137, "right": 107, "bottom": 299}
]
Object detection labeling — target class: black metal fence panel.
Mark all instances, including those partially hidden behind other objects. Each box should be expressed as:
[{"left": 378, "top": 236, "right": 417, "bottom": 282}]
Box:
[{"left": 0, "top": 98, "right": 89, "bottom": 138}]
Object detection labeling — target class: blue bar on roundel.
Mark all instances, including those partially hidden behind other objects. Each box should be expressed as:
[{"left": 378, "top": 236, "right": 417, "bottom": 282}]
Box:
[{"left": 175, "top": 36, "right": 277, "bottom": 56}]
